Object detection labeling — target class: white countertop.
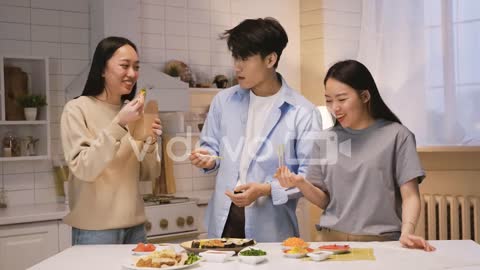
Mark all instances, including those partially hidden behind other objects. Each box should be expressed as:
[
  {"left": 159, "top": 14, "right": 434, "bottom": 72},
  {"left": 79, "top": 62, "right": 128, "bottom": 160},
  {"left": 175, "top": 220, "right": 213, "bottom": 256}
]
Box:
[
  {"left": 175, "top": 190, "right": 213, "bottom": 205},
  {"left": 28, "top": 240, "right": 480, "bottom": 270},
  {"left": 0, "top": 203, "right": 69, "bottom": 226}
]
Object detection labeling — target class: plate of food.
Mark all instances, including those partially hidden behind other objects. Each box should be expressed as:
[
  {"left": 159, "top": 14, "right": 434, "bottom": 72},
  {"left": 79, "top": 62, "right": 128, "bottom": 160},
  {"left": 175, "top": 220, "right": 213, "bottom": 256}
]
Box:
[
  {"left": 317, "top": 244, "right": 351, "bottom": 254},
  {"left": 282, "top": 246, "right": 314, "bottom": 258},
  {"left": 281, "top": 237, "right": 309, "bottom": 250},
  {"left": 180, "top": 238, "right": 256, "bottom": 254},
  {"left": 123, "top": 249, "right": 202, "bottom": 270}
]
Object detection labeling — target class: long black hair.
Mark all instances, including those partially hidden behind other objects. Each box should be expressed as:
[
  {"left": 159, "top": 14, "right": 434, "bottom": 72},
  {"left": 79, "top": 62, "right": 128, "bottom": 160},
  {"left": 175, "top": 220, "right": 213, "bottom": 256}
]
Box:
[
  {"left": 324, "top": 60, "right": 401, "bottom": 125},
  {"left": 81, "top": 36, "right": 137, "bottom": 102},
  {"left": 220, "top": 17, "right": 288, "bottom": 68}
]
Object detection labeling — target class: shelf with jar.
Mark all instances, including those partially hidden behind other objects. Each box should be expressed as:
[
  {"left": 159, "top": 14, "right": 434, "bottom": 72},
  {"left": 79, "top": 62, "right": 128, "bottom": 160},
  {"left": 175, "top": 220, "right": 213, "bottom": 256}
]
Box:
[
  {"left": 188, "top": 87, "right": 222, "bottom": 94},
  {"left": 0, "top": 55, "right": 50, "bottom": 161}
]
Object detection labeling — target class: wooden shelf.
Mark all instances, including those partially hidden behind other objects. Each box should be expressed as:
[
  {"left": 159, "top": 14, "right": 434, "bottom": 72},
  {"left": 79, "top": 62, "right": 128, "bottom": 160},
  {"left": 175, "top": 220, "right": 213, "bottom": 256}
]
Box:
[
  {"left": 0, "top": 155, "right": 49, "bottom": 161},
  {"left": 189, "top": 87, "right": 221, "bottom": 94},
  {"left": 417, "top": 146, "right": 480, "bottom": 153},
  {"left": 0, "top": 120, "right": 48, "bottom": 125},
  {"left": 1, "top": 55, "right": 51, "bottom": 161}
]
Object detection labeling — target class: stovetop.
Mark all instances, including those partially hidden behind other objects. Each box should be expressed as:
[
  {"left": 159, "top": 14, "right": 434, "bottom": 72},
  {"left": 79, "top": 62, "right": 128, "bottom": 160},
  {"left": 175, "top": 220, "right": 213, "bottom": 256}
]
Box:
[{"left": 142, "top": 194, "right": 191, "bottom": 206}]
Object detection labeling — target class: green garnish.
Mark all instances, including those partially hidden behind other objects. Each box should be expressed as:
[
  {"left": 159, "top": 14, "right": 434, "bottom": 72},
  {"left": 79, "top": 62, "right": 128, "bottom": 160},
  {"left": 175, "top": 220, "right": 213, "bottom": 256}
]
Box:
[
  {"left": 185, "top": 253, "right": 200, "bottom": 265},
  {"left": 239, "top": 248, "right": 267, "bottom": 256}
]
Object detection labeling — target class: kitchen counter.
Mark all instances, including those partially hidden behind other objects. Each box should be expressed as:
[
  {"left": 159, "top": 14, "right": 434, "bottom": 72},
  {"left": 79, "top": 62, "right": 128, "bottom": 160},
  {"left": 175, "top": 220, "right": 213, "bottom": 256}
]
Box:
[
  {"left": 0, "top": 203, "right": 68, "bottom": 226},
  {"left": 0, "top": 189, "right": 214, "bottom": 227},
  {"left": 29, "top": 240, "right": 480, "bottom": 270},
  {"left": 175, "top": 190, "right": 213, "bottom": 205}
]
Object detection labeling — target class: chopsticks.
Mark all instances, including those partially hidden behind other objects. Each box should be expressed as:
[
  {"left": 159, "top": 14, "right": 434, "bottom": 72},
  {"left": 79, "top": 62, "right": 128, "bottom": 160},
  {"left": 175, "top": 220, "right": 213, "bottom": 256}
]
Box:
[
  {"left": 277, "top": 144, "right": 285, "bottom": 167},
  {"left": 197, "top": 153, "right": 223, "bottom": 160}
]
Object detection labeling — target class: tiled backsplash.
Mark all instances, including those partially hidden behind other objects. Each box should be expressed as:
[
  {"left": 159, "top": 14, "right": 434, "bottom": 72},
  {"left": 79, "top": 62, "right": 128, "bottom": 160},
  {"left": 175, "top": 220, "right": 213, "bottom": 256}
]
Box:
[
  {"left": 170, "top": 135, "right": 217, "bottom": 193},
  {"left": 0, "top": 0, "right": 299, "bottom": 206},
  {"left": 0, "top": 0, "right": 220, "bottom": 206}
]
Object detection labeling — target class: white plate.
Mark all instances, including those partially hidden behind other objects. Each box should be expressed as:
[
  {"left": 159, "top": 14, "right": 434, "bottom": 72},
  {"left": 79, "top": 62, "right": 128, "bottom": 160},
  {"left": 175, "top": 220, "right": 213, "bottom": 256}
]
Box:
[
  {"left": 307, "top": 251, "right": 332, "bottom": 261},
  {"left": 123, "top": 257, "right": 202, "bottom": 270}
]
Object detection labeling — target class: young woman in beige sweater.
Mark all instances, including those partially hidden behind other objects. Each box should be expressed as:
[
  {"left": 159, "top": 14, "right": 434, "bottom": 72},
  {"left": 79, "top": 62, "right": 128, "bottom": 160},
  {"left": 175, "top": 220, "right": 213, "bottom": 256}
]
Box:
[{"left": 61, "top": 36, "right": 162, "bottom": 245}]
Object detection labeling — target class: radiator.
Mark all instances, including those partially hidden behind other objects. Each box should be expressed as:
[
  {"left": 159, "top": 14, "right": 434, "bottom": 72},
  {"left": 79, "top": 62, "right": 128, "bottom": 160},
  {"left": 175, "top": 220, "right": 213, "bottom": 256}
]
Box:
[{"left": 416, "top": 194, "right": 480, "bottom": 243}]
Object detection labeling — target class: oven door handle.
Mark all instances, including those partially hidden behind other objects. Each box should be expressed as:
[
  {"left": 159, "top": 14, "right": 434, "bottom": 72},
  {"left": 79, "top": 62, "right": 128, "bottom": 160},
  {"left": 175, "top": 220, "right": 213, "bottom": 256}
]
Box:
[{"left": 147, "top": 231, "right": 200, "bottom": 243}]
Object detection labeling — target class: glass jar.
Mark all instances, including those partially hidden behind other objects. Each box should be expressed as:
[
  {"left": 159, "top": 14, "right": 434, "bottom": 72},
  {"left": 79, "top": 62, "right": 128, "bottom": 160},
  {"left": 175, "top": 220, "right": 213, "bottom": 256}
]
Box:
[{"left": 2, "top": 131, "right": 20, "bottom": 157}]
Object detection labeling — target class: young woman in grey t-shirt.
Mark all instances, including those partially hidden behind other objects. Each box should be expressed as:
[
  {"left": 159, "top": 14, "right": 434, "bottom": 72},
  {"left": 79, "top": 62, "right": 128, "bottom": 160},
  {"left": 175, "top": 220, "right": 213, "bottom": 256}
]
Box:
[{"left": 275, "top": 60, "right": 435, "bottom": 251}]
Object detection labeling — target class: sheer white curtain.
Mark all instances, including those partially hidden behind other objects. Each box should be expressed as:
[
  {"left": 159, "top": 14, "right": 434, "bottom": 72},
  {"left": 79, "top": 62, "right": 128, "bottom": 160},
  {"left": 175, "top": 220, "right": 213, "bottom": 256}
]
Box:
[{"left": 357, "top": 0, "right": 480, "bottom": 146}]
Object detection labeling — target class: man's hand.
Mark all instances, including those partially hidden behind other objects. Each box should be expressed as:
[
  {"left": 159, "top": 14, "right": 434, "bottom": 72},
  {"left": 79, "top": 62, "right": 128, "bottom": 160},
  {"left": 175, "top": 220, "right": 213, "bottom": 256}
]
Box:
[
  {"left": 274, "top": 166, "right": 306, "bottom": 188},
  {"left": 189, "top": 148, "right": 216, "bottom": 170},
  {"left": 225, "top": 183, "right": 271, "bottom": 207},
  {"left": 400, "top": 233, "right": 436, "bottom": 252}
]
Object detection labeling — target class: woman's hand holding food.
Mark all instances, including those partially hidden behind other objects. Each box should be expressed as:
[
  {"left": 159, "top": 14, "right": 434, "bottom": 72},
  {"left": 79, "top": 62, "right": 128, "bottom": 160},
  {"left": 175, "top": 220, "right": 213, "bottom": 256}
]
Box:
[
  {"left": 117, "top": 95, "right": 144, "bottom": 127},
  {"left": 274, "top": 166, "right": 306, "bottom": 188}
]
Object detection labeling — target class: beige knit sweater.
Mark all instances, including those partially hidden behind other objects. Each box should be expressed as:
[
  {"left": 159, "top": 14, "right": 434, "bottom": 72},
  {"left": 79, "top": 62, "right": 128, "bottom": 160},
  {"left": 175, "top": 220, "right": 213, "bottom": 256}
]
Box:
[{"left": 61, "top": 96, "right": 160, "bottom": 230}]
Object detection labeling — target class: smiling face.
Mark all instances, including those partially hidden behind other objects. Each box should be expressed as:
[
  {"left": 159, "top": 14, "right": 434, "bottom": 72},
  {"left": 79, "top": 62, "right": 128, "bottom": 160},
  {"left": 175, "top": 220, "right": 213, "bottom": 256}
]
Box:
[
  {"left": 103, "top": 44, "right": 139, "bottom": 97},
  {"left": 234, "top": 54, "right": 275, "bottom": 91},
  {"left": 324, "top": 78, "right": 373, "bottom": 129}
]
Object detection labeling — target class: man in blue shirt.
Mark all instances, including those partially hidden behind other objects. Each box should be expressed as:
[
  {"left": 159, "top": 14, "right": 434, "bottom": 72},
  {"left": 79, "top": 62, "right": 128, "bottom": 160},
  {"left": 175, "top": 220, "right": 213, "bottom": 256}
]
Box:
[{"left": 189, "top": 17, "right": 321, "bottom": 242}]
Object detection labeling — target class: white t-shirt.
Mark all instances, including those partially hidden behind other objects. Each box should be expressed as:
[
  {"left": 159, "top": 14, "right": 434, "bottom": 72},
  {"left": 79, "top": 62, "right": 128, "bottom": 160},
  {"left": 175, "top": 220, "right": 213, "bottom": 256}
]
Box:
[{"left": 237, "top": 90, "right": 280, "bottom": 186}]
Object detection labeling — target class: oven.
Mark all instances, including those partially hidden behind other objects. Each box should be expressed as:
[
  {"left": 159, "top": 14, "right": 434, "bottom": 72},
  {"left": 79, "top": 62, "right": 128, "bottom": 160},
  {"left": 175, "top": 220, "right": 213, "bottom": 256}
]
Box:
[{"left": 143, "top": 195, "right": 201, "bottom": 243}]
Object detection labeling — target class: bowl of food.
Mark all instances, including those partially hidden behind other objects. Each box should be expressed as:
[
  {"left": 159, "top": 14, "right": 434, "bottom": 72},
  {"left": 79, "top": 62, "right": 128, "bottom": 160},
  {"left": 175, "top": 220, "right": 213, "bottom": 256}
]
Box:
[
  {"left": 307, "top": 251, "right": 332, "bottom": 261},
  {"left": 238, "top": 248, "right": 267, "bottom": 265},
  {"left": 281, "top": 237, "right": 309, "bottom": 250},
  {"left": 198, "top": 250, "right": 235, "bottom": 263},
  {"left": 282, "top": 246, "right": 314, "bottom": 258}
]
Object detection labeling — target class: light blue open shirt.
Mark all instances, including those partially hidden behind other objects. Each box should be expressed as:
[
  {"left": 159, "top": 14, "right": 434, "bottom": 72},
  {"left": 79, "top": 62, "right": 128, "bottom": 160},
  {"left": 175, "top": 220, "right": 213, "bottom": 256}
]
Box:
[{"left": 199, "top": 74, "right": 321, "bottom": 242}]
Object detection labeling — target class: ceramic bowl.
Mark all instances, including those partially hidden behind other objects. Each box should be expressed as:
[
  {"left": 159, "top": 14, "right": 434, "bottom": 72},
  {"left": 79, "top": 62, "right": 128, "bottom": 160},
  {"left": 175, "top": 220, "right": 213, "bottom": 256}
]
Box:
[
  {"left": 307, "top": 251, "right": 332, "bottom": 261},
  {"left": 198, "top": 250, "right": 235, "bottom": 263}
]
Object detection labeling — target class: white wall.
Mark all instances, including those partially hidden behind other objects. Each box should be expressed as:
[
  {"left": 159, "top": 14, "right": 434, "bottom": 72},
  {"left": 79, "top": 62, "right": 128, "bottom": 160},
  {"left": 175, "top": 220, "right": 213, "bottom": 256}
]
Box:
[
  {"left": 138, "top": 0, "right": 300, "bottom": 90},
  {"left": 300, "top": 0, "right": 362, "bottom": 105},
  {"left": 0, "top": 0, "right": 301, "bottom": 204},
  {"left": 0, "top": 0, "right": 89, "bottom": 205}
]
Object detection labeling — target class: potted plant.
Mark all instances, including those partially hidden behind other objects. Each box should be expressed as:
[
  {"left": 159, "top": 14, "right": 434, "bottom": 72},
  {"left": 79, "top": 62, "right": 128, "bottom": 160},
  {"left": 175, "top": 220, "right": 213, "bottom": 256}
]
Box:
[
  {"left": 16, "top": 94, "right": 47, "bottom": 121},
  {"left": 165, "top": 65, "right": 180, "bottom": 77}
]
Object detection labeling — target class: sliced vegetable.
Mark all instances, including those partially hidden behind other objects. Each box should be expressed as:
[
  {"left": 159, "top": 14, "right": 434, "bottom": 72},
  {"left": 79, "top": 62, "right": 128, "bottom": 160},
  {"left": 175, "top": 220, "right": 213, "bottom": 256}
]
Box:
[
  {"left": 239, "top": 248, "right": 267, "bottom": 256},
  {"left": 185, "top": 253, "right": 200, "bottom": 265}
]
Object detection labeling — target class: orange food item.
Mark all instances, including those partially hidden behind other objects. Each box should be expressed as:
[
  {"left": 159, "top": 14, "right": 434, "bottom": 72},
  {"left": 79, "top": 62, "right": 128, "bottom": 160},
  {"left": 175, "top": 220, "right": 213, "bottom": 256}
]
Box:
[
  {"left": 133, "top": 242, "right": 156, "bottom": 252},
  {"left": 283, "top": 247, "right": 313, "bottom": 254},
  {"left": 318, "top": 244, "right": 350, "bottom": 251},
  {"left": 282, "top": 237, "right": 308, "bottom": 247}
]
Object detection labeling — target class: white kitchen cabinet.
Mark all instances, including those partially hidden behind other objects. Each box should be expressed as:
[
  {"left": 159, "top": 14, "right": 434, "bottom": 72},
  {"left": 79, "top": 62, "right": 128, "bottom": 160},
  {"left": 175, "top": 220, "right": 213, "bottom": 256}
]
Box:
[
  {"left": 0, "top": 220, "right": 70, "bottom": 270},
  {"left": 196, "top": 204, "right": 208, "bottom": 239},
  {"left": 0, "top": 55, "right": 50, "bottom": 161}
]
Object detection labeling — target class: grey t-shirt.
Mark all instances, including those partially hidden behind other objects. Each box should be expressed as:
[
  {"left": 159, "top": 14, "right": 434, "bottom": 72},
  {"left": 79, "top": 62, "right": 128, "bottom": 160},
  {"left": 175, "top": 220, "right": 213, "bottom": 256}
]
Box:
[{"left": 307, "top": 119, "right": 425, "bottom": 237}]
